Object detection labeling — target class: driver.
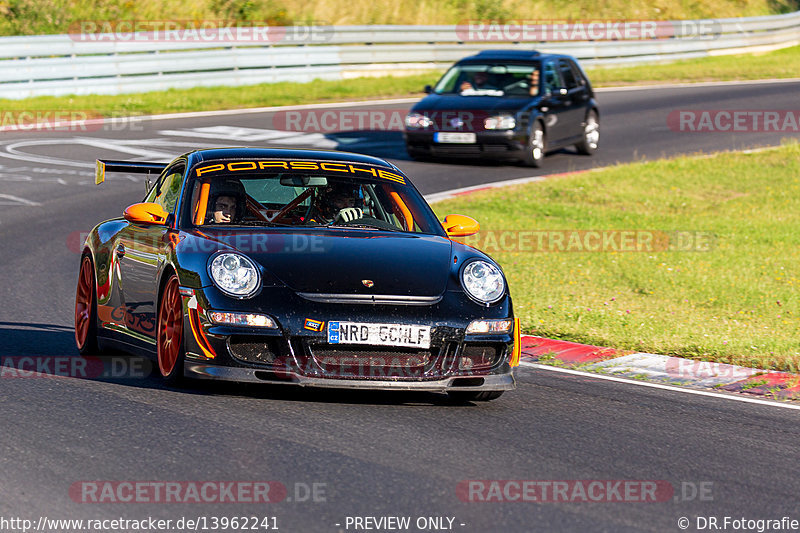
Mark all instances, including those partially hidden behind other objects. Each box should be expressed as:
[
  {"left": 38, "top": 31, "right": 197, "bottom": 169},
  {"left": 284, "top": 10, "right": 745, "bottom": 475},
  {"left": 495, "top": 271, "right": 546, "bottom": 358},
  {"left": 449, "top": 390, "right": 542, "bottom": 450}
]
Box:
[
  {"left": 460, "top": 71, "right": 496, "bottom": 92},
  {"left": 206, "top": 180, "right": 246, "bottom": 224},
  {"left": 309, "top": 182, "right": 364, "bottom": 224}
]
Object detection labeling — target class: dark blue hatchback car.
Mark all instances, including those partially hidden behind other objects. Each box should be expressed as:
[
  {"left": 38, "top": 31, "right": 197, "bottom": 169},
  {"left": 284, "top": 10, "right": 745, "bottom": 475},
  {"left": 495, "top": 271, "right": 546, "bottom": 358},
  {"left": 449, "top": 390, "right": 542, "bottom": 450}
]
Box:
[{"left": 403, "top": 50, "right": 599, "bottom": 167}]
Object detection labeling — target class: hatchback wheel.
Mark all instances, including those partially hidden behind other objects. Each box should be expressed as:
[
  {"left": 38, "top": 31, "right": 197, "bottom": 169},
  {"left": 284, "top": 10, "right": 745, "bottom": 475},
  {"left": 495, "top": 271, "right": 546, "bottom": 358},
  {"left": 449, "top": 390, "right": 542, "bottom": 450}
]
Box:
[
  {"left": 523, "top": 122, "right": 545, "bottom": 167},
  {"left": 575, "top": 110, "right": 599, "bottom": 155}
]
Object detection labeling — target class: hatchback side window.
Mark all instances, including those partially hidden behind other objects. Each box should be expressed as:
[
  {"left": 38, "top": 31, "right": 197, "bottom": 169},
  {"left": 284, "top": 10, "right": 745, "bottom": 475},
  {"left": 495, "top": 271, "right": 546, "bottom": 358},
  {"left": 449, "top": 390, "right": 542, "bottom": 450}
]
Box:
[
  {"left": 567, "top": 59, "right": 586, "bottom": 86},
  {"left": 543, "top": 62, "right": 561, "bottom": 94},
  {"left": 558, "top": 59, "right": 578, "bottom": 90}
]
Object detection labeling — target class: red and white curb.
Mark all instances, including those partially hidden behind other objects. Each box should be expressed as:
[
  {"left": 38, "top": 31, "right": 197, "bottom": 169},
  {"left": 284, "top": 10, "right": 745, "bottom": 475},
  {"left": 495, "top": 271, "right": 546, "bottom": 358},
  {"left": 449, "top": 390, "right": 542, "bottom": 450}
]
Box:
[{"left": 519, "top": 335, "right": 800, "bottom": 402}]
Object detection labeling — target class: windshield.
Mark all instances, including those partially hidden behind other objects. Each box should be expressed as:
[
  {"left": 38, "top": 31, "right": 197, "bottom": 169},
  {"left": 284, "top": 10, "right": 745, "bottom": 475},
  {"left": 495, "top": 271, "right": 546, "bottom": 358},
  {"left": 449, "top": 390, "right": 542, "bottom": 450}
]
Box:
[
  {"left": 433, "top": 63, "right": 541, "bottom": 97},
  {"left": 184, "top": 160, "right": 443, "bottom": 235}
]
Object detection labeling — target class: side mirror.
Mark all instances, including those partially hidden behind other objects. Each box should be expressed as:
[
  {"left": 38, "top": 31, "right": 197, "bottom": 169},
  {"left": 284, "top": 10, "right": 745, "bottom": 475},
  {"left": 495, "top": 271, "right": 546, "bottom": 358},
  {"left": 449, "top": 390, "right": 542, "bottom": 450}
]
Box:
[
  {"left": 424, "top": 85, "right": 433, "bottom": 94},
  {"left": 443, "top": 214, "right": 480, "bottom": 237},
  {"left": 124, "top": 202, "right": 169, "bottom": 225}
]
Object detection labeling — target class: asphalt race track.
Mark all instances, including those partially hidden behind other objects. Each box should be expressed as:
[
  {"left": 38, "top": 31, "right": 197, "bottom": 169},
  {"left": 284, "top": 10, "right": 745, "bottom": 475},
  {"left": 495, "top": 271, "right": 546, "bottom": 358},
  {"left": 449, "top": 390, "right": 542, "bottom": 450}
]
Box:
[{"left": 1, "top": 81, "right": 800, "bottom": 532}]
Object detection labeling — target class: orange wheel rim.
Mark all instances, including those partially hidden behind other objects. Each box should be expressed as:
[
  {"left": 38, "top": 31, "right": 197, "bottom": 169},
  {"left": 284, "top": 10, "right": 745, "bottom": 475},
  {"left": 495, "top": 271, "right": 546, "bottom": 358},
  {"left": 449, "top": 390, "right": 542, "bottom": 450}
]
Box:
[
  {"left": 158, "top": 277, "right": 183, "bottom": 376},
  {"left": 74, "top": 256, "right": 93, "bottom": 348}
]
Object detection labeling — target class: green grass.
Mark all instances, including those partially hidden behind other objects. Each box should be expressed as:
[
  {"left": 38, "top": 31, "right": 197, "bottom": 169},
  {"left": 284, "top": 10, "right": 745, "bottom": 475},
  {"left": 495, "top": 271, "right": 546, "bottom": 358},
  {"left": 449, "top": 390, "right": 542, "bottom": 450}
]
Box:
[
  {"left": 432, "top": 142, "right": 800, "bottom": 372},
  {"left": 586, "top": 45, "right": 800, "bottom": 85},
  {"left": 0, "top": 0, "right": 792, "bottom": 35},
  {"left": 3, "top": 45, "right": 800, "bottom": 117},
  {"left": 740, "top": 378, "right": 769, "bottom": 390}
]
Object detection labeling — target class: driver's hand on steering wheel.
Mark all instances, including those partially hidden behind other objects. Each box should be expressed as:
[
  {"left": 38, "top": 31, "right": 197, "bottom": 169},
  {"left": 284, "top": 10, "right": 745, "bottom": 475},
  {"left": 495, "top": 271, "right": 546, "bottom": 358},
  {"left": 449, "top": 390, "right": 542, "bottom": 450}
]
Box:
[{"left": 335, "top": 207, "right": 363, "bottom": 223}]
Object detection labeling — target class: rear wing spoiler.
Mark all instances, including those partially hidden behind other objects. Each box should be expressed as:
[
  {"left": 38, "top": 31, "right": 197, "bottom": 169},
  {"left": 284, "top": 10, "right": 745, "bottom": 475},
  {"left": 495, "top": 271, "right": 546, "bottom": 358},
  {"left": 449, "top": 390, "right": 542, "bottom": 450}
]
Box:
[{"left": 95, "top": 159, "right": 168, "bottom": 185}]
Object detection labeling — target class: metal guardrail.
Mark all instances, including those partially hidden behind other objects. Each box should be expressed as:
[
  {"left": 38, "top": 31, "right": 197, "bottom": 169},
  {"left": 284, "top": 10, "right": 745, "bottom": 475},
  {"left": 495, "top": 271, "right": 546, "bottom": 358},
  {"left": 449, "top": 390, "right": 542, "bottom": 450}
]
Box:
[{"left": 0, "top": 11, "right": 798, "bottom": 99}]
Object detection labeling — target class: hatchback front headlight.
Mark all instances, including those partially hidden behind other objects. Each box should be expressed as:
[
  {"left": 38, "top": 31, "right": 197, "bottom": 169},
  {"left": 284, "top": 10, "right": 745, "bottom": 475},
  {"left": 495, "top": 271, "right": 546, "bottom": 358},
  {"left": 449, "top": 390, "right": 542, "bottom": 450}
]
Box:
[
  {"left": 405, "top": 112, "right": 434, "bottom": 129},
  {"left": 484, "top": 114, "right": 516, "bottom": 130}
]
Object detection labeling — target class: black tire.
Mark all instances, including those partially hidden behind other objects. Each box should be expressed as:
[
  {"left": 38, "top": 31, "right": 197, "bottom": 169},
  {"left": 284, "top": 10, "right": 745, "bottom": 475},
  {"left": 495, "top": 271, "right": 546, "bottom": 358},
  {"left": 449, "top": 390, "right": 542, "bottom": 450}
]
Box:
[
  {"left": 447, "top": 390, "right": 505, "bottom": 403},
  {"left": 406, "top": 145, "right": 429, "bottom": 162},
  {"left": 523, "top": 121, "right": 545, "bottom": 167},
  {"left": 75, "top": 254, "right": 99, "bottom": 355},
  {"left": 157, "top": 274, "right": 185, "bottom": 385},
  {"left": 575, "top": 109, "right": 599, "bottom": 155}
]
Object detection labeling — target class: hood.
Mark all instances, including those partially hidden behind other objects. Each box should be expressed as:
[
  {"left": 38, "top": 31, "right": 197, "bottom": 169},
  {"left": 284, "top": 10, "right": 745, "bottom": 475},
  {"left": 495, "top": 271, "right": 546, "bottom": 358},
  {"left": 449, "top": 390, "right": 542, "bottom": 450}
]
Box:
[
  {"left": 412, "top": 93, "right": 533, "bottom": 114},
  {"left": 196, "top": 229, "right": 454, "bottom": 296}
]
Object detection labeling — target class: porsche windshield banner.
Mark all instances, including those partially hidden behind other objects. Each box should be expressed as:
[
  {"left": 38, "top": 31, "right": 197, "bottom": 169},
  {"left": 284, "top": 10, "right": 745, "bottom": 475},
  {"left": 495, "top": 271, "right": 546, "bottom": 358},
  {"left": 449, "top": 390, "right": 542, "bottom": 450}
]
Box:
[{"left": 193, "top": 160, "right": 406, "bottom": 184}]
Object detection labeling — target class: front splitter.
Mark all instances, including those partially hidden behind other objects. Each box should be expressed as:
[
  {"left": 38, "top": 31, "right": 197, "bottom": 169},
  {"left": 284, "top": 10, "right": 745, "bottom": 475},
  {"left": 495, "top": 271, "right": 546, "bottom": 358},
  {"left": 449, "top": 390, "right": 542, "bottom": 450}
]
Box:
[{"left": 185, "top": 363, "right": 516, "bottom": 392}]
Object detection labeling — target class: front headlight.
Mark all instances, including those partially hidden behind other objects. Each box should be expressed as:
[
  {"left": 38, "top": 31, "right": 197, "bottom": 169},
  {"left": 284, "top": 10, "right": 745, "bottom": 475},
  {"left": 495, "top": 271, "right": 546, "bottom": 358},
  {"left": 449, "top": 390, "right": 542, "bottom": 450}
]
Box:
[
  {"left": 461, "top": 260, "right": 505, "bottom": 305},
  {"left": 405, "top": 112, "right": 433, "bottom": 129},
  {"left": 484, "top": 114, "right": 516, "bottom": 130},
  {"left": 208, "top": 252, "right": 261, "bottom": 298},
  {"left": 466, "top": 319, "right": 513, "bottom": 334}
]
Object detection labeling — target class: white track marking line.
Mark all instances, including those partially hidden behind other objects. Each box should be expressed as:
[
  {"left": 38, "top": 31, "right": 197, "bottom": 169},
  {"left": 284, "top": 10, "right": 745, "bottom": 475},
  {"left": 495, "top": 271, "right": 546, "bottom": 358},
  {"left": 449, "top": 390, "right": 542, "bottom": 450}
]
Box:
[
  {"left": 425, "top": 176, "right": 546, "bottom": 203},
  {"left": 0, "top": 194, "right": 41, "bottom": 206},
  {"left": 118, "top": 97, "right": 421, "bottom": 123},
  {"left": 0, "top": 137, "right": 226, "bottom": 169},
  {"left": 594, "top": 77, "right": 800, "bottom": 92},
  {"left": 520, "top": 361, "right": 800, "bottom": 411},
  {"left": 159, "top": 126, "right": 339, "bottom": 147},
  {"left": 159, "top": 126, "right": 309, "bottom": 142}
]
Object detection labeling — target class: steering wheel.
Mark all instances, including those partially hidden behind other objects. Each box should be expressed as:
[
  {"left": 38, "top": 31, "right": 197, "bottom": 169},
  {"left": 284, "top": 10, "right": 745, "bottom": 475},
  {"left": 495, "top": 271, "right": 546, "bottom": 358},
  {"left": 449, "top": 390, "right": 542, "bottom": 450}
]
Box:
[{"left": 333, "top": 215, "right": 401, "bottom": 231}]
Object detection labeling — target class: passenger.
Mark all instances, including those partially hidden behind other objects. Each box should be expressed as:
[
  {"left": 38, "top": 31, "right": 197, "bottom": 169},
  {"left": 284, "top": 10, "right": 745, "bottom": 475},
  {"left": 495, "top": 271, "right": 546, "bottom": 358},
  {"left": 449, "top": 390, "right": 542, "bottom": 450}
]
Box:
[
  {"left": 528, "top": 69, "right": 540, "bottom": 96},
  {"left": 309, "top": 183, "right": 364, "bottom": 224}
]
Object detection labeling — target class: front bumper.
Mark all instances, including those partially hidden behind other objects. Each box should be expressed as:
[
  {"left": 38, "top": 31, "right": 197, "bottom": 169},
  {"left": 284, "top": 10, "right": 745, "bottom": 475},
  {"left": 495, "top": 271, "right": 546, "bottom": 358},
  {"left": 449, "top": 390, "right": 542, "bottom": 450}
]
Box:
[
  {"left": 185, "top": 362, "right": 516, "bottom": 391},
  {"left": 404, "top": 130, "right": 528, "bottom": 160},
  {"left": 179, "top": 285, "right": 516, "bottom": 392}
]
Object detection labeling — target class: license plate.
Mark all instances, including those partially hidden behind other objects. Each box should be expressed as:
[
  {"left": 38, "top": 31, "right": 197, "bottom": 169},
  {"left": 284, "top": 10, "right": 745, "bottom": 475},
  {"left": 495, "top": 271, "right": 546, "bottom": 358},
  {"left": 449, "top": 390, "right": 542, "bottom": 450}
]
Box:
[
  {"left": 327, "top": 321, "right": 431, "bottom": 349},
  {"left": 434, "top": 132, "right": 476, "bottom": 144}
]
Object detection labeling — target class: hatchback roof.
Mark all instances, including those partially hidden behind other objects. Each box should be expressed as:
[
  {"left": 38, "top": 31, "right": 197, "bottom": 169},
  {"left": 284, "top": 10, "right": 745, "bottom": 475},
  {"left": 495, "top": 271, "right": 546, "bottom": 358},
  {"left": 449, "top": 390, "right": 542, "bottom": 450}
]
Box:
[{"left": 461, "top": 50, "right": 541, "bottom": 61}]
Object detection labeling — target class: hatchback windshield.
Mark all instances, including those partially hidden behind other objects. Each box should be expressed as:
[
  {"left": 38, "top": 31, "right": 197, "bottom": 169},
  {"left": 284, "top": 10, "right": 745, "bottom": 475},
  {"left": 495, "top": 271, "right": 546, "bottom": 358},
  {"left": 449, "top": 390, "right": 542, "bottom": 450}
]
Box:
[
  {"left": 433, "top": 63, "right": 541, "bottom": 97},
  {"left": 185, "top": 160, "right": 443, "bottom": 234}
]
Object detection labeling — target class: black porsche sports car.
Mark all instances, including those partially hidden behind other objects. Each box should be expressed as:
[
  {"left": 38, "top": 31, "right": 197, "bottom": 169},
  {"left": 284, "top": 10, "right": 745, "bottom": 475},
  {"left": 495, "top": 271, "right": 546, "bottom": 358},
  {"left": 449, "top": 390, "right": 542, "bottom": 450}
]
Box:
[
  {"left": 404, "top": 50, "right": 599, "bottom": 167},
  {"left": 75, "top": 148, "right": 519, "bottom": 400}
]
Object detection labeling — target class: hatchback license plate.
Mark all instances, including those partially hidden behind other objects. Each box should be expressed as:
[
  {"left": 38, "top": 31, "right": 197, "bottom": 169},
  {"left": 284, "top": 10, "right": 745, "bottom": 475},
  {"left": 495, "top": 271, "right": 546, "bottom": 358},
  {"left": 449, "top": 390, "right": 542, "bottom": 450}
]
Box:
[{"left": 434, "top": 132, "right": 476, "bottom": 143}]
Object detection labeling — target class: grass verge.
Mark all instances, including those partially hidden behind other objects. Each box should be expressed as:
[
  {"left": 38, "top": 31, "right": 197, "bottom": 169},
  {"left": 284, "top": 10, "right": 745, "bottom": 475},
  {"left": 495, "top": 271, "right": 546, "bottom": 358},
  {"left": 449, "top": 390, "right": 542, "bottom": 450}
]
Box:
[
  {"left": 432, "top": 142, "right": 800, "bottom": 371},
  {"left": 586, "top": 44, "right": 800, "bottom": 85},
  {"left": 0, "top": 0, "right": 784, "bottom": 35},
  {"left": 1, "top": 46, "right": 800, "bottom": 117}
]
